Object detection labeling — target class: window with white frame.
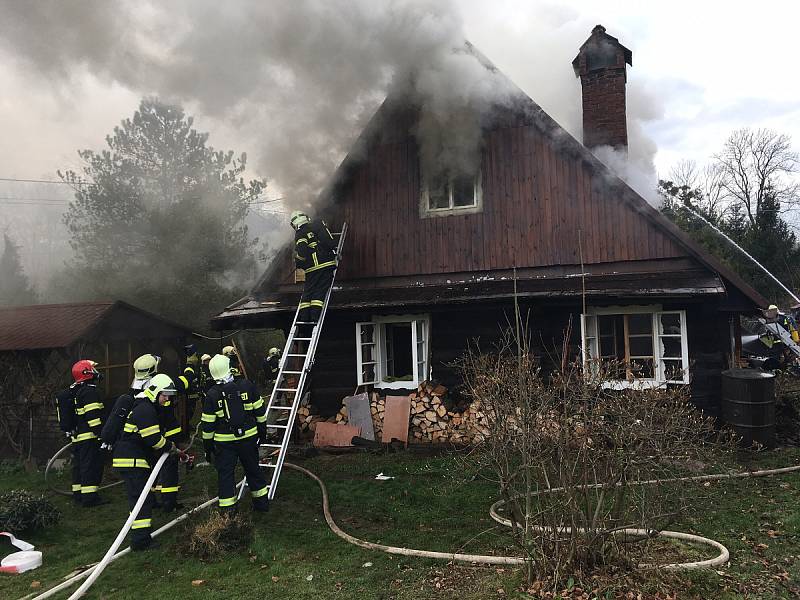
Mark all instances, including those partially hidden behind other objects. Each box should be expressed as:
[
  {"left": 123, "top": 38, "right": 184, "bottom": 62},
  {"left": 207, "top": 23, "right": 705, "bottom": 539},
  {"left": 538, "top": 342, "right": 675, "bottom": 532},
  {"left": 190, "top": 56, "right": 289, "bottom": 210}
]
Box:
[
  {"left": 421, "top": 170, "right": 482, "bottom": 216},
  {"left": 356, "top": 315, "right": 430, "bottom": 389},
  {"left": 580, "top": 306, "right": 689, "bottom": 388}
]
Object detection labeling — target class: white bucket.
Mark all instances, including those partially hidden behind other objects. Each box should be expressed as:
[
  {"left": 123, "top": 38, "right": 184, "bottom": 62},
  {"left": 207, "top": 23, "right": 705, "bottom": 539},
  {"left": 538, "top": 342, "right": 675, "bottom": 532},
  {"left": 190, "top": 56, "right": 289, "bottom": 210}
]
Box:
[{"left": 1, "top": 550, "right": 43, "bottom": 573}]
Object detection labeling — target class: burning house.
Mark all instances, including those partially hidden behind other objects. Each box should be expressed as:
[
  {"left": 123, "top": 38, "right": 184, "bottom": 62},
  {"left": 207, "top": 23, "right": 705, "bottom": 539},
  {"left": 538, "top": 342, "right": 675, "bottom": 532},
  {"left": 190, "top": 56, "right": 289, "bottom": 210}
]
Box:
[{"left": 213, "top": 26, "right": 765, "bottom": 418}]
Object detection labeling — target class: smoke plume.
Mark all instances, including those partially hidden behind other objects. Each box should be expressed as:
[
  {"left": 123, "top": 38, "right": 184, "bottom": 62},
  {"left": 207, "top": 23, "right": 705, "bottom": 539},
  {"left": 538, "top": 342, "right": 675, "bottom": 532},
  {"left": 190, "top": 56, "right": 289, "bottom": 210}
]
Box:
[{"left": 0, "top": 1, "right": 660, "bottom": 205}]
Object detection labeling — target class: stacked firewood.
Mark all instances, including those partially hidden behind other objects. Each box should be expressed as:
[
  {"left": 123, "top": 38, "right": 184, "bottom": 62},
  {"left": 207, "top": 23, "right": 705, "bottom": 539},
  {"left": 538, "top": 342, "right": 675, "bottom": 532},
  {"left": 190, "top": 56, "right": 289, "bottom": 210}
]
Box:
[
  {"left": 409, "top": 383, "right": 490, "bottom": 444},
  {"left": 296, "top": 405, "right": 338, "bottom": 434},
  {"left": 296, "top": 381, "right": 492, "bottom": 444}
]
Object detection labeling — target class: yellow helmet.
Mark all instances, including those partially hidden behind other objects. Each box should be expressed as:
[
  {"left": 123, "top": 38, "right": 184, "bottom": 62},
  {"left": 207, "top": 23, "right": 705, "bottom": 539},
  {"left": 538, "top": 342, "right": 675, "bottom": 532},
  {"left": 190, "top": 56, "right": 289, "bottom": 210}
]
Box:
[
  {"left": 142, "top": 373, "right": 176, "bottom": 403},
  {"left": 268, "top": 347, "right": 280, "bottom": 357},
  {"left": 209, "top": 354, "right": 231, "bottom": 382},
  {"left": 222, "top": 345, "right": 237, "bottom": 357}
]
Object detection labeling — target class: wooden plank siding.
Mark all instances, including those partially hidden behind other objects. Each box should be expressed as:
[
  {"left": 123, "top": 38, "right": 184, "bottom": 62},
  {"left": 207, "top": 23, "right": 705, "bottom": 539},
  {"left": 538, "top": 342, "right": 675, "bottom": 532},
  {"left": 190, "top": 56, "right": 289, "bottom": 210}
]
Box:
[{"left": 297, "top": 120, "right": 688, "bottom": 284}]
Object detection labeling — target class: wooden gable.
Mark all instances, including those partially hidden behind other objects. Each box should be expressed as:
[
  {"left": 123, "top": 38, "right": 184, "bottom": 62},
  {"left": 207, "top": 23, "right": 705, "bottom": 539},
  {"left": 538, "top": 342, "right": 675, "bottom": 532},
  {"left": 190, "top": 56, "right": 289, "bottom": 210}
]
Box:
[
  {"left": 328, "top": 117, "right": 687, "bottom": 281},
  {"left": 242, "top": 60, "right": 765, "bottom": 314}
]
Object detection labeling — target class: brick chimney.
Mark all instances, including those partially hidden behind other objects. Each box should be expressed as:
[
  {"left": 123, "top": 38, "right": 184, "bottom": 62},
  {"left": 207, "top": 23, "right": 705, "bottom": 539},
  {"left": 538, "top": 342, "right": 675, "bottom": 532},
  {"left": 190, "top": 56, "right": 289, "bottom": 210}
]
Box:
[{"left": 572, "top": 25, "right": 632, "bottom": 150}]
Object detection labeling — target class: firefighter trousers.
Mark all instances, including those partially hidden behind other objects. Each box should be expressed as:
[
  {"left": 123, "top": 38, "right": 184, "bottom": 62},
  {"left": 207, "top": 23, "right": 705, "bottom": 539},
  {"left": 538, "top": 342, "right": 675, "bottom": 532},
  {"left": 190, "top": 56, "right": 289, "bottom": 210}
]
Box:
[
  {"left": 214, "top": 437, "right": 269, "bottom": 511},
  {"left": 299, "top": 266, "right": 334, "bottom": 323},
  {"left": 154, "top": 454, "right": 180, "bottom": 510},
  {"left": 71, "top": 439, "right": 104, "bottom": 505},
  {"left": 119, "top": 468, "right": 155, "bottom": 549}
]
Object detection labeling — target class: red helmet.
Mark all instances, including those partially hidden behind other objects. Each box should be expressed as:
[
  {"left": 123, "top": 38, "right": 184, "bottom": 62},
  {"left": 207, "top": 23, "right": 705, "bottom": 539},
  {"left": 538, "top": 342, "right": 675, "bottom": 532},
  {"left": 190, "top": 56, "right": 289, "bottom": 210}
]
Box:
[{"left": 72, "top": 359, "right": 99, "bottom": 383}]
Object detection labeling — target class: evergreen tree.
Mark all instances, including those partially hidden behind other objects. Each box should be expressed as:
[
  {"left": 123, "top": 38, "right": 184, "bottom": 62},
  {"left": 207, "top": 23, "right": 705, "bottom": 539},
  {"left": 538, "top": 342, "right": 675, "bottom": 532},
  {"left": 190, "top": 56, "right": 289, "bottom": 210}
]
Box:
[
  {"left": 55, "top": 98, "right": 265, "bottom": 329},
  {"left": 0, "top": 233, "right": 37, "bottom": 306}
]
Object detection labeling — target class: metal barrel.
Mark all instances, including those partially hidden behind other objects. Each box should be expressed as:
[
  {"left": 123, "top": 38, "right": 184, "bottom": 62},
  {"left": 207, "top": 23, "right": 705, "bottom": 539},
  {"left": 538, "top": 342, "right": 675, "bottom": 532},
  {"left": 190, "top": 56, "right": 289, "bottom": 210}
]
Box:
[{"left": 721, "top": 368, "right": 776, "bottom": 447}]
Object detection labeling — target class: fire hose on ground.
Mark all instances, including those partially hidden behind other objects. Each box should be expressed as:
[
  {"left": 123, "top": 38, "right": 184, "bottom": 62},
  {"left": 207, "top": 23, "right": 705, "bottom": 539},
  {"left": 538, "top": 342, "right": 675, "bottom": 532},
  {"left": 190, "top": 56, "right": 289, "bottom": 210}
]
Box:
[{"left": 26, "top": 455, "right": 800, "bottom": 599}]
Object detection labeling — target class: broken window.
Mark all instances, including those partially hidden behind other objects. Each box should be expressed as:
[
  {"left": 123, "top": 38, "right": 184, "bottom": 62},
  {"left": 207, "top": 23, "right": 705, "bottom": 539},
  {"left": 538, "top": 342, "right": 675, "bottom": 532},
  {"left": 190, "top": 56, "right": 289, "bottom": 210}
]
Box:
[
  {"left": 580, "top": 307, "right": 689, "bottom": 387},
  {"left": 422, "top": 170, "right": 481, "bottom": 214},
  {"left": 355, "top": 315, "right": 430, "bottom": 389}
]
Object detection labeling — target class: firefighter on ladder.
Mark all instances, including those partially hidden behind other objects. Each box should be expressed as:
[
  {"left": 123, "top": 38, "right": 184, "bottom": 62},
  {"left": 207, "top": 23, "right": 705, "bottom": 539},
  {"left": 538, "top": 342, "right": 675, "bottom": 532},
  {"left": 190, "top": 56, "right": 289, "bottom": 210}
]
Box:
[
  {"left": 56, "top": 360, "right": 107, "bottom": 507},
  {"left": 201, "top": 354, "right": 270, "bottom": 512},
  {"left": 290, "top": 211, "right": 337, "bottom": 325}
]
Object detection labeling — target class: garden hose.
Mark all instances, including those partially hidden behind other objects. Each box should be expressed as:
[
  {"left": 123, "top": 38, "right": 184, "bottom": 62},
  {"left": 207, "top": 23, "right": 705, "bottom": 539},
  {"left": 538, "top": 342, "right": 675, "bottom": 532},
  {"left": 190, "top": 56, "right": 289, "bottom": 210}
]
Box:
[
  {"left": 24, "top": 459, "right": 800, "bottom": 600},
  {"left": 45, "top": 421, "right": 203, "bottom": 498},
  {"left": 45, "top": 442, "right": 122, "bottom": 497},
  {"left": 66, "top": 452, "right": 169, "bottom": 600}
]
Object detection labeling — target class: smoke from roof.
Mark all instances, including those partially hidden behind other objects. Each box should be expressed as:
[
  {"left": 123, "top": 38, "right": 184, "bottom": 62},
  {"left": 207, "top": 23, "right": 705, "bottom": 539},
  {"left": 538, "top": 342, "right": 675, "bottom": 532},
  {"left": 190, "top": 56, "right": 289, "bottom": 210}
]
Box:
[{"left": 0, "top": 1, "right": 659, "bottom": 203}]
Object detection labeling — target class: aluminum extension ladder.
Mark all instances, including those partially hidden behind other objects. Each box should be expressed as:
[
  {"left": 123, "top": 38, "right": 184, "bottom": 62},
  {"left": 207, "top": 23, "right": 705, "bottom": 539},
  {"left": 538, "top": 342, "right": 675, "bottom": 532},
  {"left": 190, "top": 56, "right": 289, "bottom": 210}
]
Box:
[
  {"left": 240, "top": 222, "right": 348, "bottom": 502},
  {"left": 762, "top": 319, "right": 800, "bottom": 358}
]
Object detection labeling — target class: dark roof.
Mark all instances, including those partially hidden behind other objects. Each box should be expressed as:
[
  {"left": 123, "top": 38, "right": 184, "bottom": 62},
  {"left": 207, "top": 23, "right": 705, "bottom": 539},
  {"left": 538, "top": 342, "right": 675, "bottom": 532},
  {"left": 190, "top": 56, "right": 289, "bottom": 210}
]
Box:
[
  {"left": 0, "top": 301, "right": 190, "bottom": 352},
  {"left": 213, "top": 261, "right": 728, "bottom": 328}
]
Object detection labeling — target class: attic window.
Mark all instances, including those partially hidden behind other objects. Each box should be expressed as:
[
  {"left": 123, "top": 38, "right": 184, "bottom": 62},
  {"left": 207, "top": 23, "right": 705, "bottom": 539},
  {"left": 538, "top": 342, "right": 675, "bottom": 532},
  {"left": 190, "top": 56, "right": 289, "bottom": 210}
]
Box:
[{"left": 421, "top": 170, "right": 482, "bottom": 217}]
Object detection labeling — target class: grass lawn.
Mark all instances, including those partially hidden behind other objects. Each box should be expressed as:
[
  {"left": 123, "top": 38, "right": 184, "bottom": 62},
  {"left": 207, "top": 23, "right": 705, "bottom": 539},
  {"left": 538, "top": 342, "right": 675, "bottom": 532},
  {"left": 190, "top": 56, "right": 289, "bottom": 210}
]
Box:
[{"left": 1, "top": 446, "right": 799, "bottom": 599}]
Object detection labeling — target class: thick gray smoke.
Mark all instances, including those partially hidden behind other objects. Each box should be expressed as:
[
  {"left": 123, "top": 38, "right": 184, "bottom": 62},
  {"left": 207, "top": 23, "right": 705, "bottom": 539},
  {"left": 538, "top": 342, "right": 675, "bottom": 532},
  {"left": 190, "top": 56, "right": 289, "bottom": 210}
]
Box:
[
  {"left": 0, "top": 1, "right": 501, "bottom": 205},
  {"left": 0, "top": 0, "right": 663, "bottom": 263}
]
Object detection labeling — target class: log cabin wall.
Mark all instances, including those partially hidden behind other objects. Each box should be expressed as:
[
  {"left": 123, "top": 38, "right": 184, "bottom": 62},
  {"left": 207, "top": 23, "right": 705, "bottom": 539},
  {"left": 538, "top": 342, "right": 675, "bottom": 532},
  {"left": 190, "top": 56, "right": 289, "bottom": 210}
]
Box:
[
  {"left": 308, "top": 299, "right": 729, "bottom": 417},
  {"left": 316, "top": 115, "right": 690, "bottom": 283}
]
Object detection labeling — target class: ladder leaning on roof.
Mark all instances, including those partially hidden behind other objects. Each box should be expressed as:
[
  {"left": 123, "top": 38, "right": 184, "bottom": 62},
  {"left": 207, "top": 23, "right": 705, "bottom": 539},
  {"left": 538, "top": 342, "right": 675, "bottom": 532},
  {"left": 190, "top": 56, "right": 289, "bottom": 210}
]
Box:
[{"left": 239, "top": 222, "right": 348, "bottom": 502}]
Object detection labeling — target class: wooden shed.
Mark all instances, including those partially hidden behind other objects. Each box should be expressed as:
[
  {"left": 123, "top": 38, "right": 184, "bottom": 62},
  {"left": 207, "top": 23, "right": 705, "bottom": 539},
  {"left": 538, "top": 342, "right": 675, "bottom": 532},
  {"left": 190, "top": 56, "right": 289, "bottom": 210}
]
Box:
[{"left": 0, "top": 301, "right": 191, "bottom": 461}]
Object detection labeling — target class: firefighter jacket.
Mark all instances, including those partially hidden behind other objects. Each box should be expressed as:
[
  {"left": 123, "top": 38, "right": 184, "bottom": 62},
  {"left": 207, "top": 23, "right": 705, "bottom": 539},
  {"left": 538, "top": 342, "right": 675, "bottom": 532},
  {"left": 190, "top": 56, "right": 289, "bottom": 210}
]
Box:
[
  {"left": 262, "top": 355, "right": 279, "bottom": 382},
  {"left": 201, "top": 378, "right": 267, "bottom": 443},
  {"left": 181, "top": 364, "right": 201, "bottom": 402},
  {"left": 294, "top": 219, "right": 336, "bottom": 273},
  {"left": 112, "top": 397, "right": 173, "bottom": 469},
  {"left": 62, "top": 383, "right": 104, "bottom": 443}
]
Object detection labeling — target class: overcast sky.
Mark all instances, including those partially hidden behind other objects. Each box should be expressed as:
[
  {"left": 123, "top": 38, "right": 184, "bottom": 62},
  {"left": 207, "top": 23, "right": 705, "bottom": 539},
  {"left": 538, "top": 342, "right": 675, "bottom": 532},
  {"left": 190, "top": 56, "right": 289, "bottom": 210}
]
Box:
[{"left": 0, "top": 0, "right": 797, "bottom": 195}]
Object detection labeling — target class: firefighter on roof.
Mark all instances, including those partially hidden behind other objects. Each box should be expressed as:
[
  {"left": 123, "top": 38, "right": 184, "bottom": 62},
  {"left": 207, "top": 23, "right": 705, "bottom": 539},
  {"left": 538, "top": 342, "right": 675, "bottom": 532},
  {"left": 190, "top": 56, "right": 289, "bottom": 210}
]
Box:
[
  {"left": 56, "top": 360, "right": 106, "bottom": 507},
  {"left": 112, "top": 374, "right": 182, "bottom": 551},
  {"left": 201, "top": 354, "right": 270, "bottom": 512},
  {"left": 291, "top": 210, "right": 336, "bottom": 324}
]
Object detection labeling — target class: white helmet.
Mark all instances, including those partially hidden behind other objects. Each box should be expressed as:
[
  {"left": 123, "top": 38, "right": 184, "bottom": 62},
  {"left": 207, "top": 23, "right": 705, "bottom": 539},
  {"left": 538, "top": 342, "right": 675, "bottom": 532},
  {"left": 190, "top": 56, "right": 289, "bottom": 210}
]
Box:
[
  {"left": 290, "top": 210, "right": 310, "bottom": 230},
  {"left": 209, "top": 354, "right": 232, "bottom": 382}
]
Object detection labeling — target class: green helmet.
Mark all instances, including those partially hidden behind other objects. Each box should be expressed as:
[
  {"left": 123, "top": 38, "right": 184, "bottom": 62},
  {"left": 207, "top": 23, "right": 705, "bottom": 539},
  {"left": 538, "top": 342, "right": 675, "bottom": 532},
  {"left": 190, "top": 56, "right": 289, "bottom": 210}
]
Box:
[
  {"left": 290, "top": 210, "right": 310, "bottom": 230},
  {"left": 133, "top": 354, "right": 160, "bottom": 381},
  {"left": 209, "top": 354, "right": 231, "bottom": 382},
  {"left": 143, "top": 373, "right": 176, "bottom": 403}
]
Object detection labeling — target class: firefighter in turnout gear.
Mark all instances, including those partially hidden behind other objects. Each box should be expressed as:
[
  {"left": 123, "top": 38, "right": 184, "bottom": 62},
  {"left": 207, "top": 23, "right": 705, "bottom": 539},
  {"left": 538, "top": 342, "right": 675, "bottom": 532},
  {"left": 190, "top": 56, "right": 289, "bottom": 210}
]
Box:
[
  {"left": 57, "top": 360, "right": 106, "bottom": 507},
  {"left": 262, "top": 346, "right": 281, "bottom": 388},
  {"left": 182, "top": 344, "right": 205, "bottom": 426},
  {"left": 133, "top": 353, "right": 188, "bottom": 511},
  {"left": 291, "top": 211, "right": 336, "bottom": 324},
  {"left": 222, "top": 345, "right": 243, "bottom": 377},
  {"left": 112, "top": 374, "right": 182, "bottom": 551},
  {"left": 201, "top": 354, "right": 270, "bottom": 512}
]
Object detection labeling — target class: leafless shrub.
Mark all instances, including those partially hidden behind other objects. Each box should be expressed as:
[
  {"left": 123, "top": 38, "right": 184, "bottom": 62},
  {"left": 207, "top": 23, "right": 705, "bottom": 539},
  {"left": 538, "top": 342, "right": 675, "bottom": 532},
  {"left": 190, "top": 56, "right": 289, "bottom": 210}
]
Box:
[{"left": 456, "top": 327, "right": 734, "bottom": 585}]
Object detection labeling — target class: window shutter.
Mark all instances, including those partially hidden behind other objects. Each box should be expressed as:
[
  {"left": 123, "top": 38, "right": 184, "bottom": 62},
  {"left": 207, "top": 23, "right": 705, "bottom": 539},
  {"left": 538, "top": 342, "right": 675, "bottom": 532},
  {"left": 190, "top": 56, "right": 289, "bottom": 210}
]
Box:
[{"left": 355, "top": 322, "right": 378, "bottom": 386}]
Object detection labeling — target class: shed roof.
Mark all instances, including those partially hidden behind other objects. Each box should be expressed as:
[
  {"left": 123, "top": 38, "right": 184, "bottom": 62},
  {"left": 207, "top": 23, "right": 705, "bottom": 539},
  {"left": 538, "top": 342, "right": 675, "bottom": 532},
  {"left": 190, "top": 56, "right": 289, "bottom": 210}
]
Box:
[{"left": 0, "top": 301, "right": 190, "bottom": 352}]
